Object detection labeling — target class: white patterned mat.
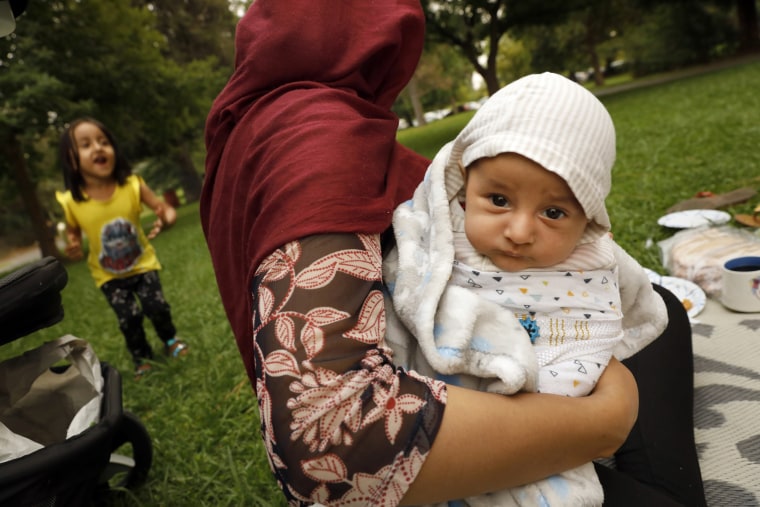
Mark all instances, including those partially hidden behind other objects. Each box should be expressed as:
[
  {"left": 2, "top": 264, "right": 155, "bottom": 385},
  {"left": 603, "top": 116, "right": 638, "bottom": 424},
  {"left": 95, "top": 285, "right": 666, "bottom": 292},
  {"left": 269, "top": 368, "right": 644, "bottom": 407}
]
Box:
[{"left": 691, "top": 298, "right": 760, "bottom": 506}]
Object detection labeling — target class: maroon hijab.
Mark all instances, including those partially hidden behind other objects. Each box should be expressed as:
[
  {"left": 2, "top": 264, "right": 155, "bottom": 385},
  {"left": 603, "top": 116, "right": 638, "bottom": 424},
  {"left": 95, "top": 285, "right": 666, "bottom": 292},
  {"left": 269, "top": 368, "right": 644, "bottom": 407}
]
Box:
[{"left": 200, "top": 0, "right": 430, "bottom": 371}]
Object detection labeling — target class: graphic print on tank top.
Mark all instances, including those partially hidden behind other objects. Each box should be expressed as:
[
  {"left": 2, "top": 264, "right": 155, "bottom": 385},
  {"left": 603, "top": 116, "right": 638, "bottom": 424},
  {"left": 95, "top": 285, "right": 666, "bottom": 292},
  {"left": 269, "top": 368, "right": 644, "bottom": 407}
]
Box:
[{"left": 99, "top": 218, "right": 143, "bottom": 273}]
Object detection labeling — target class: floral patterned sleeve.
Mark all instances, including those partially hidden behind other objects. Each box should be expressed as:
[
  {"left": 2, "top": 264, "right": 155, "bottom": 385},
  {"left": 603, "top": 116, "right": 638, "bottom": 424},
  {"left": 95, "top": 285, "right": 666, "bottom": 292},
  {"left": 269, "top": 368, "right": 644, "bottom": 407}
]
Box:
[{"left": 251, "top": 232, "right": 447, "bottom": 506}]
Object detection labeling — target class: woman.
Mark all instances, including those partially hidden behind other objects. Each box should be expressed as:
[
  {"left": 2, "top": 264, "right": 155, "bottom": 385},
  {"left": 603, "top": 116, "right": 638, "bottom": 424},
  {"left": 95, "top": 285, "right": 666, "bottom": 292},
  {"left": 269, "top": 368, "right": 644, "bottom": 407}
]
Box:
[{"left": 200, "top": 1, "right": 706, "bottom": 505}]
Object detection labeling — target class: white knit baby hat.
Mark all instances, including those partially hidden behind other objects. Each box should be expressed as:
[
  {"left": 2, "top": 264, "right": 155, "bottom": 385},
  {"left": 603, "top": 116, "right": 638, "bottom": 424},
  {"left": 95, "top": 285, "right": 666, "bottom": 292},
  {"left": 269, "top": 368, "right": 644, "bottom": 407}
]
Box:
[{"left": 449, "top": 72, "right": 616, "bottom": 244}]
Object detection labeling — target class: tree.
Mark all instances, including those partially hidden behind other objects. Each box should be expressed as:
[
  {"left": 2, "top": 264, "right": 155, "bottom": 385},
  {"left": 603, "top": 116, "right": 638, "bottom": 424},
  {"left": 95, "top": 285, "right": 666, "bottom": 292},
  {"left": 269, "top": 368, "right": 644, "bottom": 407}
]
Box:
[
  {"left": 394, "top": 42, "right": 479, "bottom": 127},
  {"left": 2, "top": 129, "right": 60, "bottom": 258},
  {"left": 516, "top": 0, "right": 632, "bottom": 86},
  {"left": 121, "top": 54, "right": 227, "bottom": 204},
  {"left": 576, "top": 0, "right": 621, "bottom": 85},
  {"left": 130, "top": 0, "right": 243, "bottom": 203},
  {"left": 624, "top": 0, "right": 738, "bottom": 75},
  {"left": 0, "top": 0, "right": 227, "bottom": 257},
  {"left": 120, "top": 0, "right": 242, "bottom": 203},
  {"left": 137, "top": 0, "right": 237, "bottom": 66},
  {"left": 421, "top": 0, "right": 508, "bottom": 95},
  {"left": 732, "top": 0, "right": 759, "bottom": 51},
  {"left": 494, "top": 34, "right": 532, "bottom": 87},
  {"left": 421, "top": 0, "right": 604, "bottom": 95}
]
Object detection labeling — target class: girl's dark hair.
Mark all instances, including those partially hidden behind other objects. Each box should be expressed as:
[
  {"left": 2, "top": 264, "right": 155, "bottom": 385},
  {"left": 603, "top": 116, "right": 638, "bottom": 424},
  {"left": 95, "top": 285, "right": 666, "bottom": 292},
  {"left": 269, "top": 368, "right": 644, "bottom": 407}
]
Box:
[{"left": 59, "top": 117, "right": 132, "bottom": 202}]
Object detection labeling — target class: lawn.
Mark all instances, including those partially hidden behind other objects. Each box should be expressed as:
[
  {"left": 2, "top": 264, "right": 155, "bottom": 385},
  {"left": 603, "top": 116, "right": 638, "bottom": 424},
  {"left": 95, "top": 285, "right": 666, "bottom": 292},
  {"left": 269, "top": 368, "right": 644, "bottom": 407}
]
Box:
[{"left": 2, "top": 59, "right": 759, "bottom": 506}]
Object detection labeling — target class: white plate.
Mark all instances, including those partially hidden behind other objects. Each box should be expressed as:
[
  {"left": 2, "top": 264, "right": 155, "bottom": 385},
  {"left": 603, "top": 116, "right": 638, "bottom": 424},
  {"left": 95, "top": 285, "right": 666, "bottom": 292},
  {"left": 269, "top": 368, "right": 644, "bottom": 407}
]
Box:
[
  {"left": 643, "top": 269, "right": 706, "bottom": 319},
  {"left": 657, "top": 209, "right": 730, "bottom": 229}
]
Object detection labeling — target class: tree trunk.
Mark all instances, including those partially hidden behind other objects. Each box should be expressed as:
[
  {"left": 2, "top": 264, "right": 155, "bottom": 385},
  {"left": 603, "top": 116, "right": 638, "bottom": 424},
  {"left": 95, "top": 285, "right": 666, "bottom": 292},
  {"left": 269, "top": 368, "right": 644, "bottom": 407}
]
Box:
[
  {"left": 482, "top": 67, "right": 501, "bottom": 96},
  {"left": 175, "top": 143, "right": 203, "bottom": 204},
  {"left": 406, "top": 74, "right": 427, "bottom": 127},
  {"left": 586, "top": 10, "right": 605, "bottom": 86},
  {"left": 736, "top": 0, "right": 760, "bottom": 52},
  {"left": 589, "top": 49, "right": 604, "bottom": 86},
  {"left": 2, "top": 132, "right": 62, "bottom": 260}
]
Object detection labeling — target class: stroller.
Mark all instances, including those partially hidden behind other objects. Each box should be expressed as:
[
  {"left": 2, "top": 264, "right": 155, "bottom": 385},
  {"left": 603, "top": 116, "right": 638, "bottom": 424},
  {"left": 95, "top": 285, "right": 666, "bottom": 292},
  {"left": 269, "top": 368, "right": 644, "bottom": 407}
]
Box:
[{"left": 0, "top": 256, "right": 153, "bottom": 506}]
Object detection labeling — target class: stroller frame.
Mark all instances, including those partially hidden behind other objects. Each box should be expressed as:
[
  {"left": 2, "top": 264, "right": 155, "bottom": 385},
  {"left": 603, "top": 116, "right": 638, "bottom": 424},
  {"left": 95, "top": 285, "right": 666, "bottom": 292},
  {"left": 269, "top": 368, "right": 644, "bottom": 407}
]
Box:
[{"left": 0, "top": 256, "right": 153, "bottom": 506}]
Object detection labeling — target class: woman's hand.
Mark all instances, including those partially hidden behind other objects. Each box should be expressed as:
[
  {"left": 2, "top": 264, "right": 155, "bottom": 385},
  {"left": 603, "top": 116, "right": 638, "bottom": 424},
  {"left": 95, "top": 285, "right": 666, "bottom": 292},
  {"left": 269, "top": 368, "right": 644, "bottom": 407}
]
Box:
[
  {"left": 401, "top": 359, "right": 639, "bottom": 504},
  {"left": 588, "top": 357, "right": 639, "bottom": 457}
]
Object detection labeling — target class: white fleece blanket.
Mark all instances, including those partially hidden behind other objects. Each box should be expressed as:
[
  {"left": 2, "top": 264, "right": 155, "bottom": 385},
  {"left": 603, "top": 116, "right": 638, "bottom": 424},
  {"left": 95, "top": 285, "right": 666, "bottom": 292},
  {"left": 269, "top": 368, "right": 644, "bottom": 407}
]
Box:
[{"left": 382, "top": 141, "right": 668, "bottom": 507}]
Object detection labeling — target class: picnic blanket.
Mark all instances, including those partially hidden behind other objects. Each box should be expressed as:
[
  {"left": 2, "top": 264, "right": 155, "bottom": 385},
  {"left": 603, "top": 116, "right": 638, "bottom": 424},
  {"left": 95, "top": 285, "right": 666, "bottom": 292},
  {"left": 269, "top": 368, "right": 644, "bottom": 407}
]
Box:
[{"left": 691, "top": 298, "right": 760, "bottom": 506}]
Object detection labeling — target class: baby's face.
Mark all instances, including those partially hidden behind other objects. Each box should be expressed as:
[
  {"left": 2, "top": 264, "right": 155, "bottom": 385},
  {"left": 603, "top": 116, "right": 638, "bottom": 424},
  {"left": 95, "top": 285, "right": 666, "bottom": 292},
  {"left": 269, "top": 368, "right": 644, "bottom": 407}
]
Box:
[{"left": 464, "top": 153, "right": 588, "bottom": 271}]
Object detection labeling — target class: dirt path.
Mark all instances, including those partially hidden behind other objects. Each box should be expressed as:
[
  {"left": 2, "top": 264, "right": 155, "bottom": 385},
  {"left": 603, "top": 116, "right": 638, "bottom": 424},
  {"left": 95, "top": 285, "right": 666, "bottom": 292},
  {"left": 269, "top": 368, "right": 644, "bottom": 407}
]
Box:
[{"left": 0, "top": 245, "right": 44, "bottom": 274}]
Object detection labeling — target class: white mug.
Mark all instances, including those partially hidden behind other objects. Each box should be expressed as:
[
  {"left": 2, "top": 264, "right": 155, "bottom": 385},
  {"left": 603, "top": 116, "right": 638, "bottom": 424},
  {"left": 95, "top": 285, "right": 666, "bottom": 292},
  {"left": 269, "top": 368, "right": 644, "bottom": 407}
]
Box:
[{"left": 721, "top": 256, "right": 760, "bottom": 313}]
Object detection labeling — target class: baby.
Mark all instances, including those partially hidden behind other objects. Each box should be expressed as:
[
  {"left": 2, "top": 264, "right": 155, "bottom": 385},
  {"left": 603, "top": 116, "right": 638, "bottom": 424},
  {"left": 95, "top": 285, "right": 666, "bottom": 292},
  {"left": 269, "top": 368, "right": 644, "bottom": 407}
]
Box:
[{"left": 383, "top": 72, "right": 668, "bottom": 506}]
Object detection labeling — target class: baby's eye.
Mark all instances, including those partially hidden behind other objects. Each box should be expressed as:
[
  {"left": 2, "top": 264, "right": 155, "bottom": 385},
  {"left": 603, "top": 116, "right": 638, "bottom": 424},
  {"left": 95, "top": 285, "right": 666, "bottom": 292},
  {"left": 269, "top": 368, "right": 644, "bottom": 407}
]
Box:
[
  {"left": 543, "top": 207, "right": 567, "bottom": 220},
  {"left": 489, "top": 195, "right": 509, "bottom": 207}
]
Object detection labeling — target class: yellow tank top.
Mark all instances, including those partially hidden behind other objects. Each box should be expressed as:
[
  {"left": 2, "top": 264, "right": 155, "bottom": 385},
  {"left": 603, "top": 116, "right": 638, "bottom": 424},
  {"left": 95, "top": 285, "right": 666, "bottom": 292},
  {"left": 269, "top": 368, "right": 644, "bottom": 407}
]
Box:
[{"left": 56, "top": 175, "right": 161, "bottom": 287}]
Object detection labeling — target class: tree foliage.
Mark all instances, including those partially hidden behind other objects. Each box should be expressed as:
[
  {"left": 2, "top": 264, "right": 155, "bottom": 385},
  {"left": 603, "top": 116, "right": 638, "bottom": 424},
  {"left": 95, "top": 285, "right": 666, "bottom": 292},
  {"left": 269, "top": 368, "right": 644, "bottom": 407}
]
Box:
[
  {"left": 135, "top": 0, "right": 237, "bottom": 66},
  {"left": 421, "top": 0, "right": 594, "bottom": 94},
  {"left": 0, "top": 0, "right": 243, "bottom": 255},
  {"left": 625, "top": 1, "right": 738, "bottom": 75},
  {"left": 419, "top": 0, "right": 756, "bottom": 96},
  {"left": 394, "top": 42, "right": 479, "bottom": 126}
]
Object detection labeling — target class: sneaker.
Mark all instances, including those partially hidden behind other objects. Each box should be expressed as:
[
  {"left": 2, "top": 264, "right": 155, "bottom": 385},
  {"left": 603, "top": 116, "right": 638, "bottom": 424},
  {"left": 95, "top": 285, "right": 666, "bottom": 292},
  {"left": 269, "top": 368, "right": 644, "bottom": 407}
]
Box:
[{"left": 164, "top": 338, "right": 189, "bottom": 358}]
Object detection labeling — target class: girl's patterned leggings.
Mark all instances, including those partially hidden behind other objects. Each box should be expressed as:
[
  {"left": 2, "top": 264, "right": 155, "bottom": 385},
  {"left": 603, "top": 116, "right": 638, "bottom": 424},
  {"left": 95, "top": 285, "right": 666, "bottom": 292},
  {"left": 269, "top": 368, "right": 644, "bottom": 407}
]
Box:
[{"left": 100, "top": 270, "right": 177, "bottom": 365}]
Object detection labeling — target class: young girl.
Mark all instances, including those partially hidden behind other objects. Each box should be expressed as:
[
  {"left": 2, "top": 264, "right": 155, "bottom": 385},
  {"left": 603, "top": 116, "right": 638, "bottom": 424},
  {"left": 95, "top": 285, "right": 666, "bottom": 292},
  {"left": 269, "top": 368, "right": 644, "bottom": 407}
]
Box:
[{"left": 55, "top": 117, "right": 188, "bottom": 379}]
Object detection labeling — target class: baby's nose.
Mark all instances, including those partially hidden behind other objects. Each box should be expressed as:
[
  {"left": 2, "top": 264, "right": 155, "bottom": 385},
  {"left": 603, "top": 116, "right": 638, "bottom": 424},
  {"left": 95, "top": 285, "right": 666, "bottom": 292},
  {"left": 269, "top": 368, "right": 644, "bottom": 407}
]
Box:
[{"left": 503, "top": 213, "right": 535, "bottom": 244}]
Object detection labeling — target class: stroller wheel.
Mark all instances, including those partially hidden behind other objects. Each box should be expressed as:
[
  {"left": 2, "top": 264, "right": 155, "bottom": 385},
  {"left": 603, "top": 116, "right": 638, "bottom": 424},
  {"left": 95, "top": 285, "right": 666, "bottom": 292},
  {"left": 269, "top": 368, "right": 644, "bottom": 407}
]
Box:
[{"left": 101, "top": 410, "right": 153, "bottom": 490}]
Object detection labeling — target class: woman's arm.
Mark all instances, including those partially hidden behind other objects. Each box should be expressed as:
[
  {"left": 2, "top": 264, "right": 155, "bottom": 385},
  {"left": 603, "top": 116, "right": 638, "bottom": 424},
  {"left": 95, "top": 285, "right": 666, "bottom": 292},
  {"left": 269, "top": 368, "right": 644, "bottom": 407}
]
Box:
[
  {"left": 252, "top": 233, "right": 638, "bottom": 506},
  {"left": 139, "top": 180, "right": 176, "bottom": 238},
  {"left": 402, "top": 358, "right": 638, "bottom": 504}
]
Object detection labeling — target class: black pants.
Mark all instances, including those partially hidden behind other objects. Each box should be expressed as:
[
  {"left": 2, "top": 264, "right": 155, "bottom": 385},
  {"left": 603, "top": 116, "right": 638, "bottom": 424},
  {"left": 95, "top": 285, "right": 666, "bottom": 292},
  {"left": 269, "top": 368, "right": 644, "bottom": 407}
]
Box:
[
  {"left": 598, "top": 284, "right": 707, "bottom": 507},
  {"left": 100, "top": 270, "right": 177, "bottom": 366}
]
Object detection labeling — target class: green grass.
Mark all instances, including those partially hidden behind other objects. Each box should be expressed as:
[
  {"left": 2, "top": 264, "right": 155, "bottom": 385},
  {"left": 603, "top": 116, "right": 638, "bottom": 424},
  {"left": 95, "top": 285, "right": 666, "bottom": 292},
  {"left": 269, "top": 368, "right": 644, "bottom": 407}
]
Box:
[
  {"left": 397, "top": 111, "right": 475, "bottom": 160},
  {"left": 602, "top": 63, "right": 760, "bottom": 268},
  {"left": 2, "top": 60, "right": 760, "bottom": 506}
]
